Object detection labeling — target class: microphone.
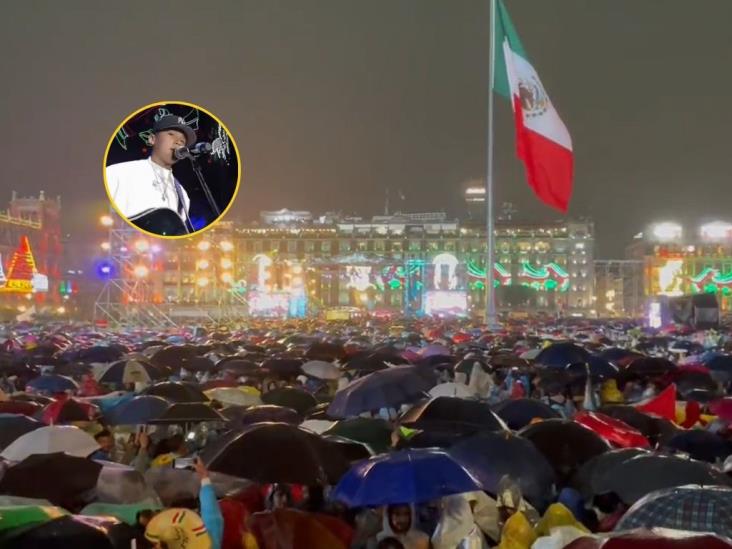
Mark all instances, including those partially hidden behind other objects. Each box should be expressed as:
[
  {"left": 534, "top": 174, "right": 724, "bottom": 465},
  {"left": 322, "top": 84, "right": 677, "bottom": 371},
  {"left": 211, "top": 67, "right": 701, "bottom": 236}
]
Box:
[{"left": 174, "top": 142, "right": 213, "bottom": 160}]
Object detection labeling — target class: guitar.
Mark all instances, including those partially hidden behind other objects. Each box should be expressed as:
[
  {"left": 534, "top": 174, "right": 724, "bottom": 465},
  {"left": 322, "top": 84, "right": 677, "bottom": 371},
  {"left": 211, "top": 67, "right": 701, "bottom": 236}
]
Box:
[{"left": 129, "top": 208, "right": 191, "bottom": 236}]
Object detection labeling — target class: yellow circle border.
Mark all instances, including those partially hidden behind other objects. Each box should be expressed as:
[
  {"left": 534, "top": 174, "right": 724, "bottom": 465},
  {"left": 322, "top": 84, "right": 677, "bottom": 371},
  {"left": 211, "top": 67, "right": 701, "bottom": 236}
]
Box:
[{"left": 102, "top": 100, "right": 242, "bottom": 240}]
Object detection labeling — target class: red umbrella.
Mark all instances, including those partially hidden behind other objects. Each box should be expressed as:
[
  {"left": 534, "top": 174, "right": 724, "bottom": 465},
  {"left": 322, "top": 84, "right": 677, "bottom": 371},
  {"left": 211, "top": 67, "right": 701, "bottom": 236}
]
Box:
[
  {"left": 41, "top": 397, "right": 99, "bottom": 424},
  {"left": 566, "top": 531, "right": 732, "bottom": 549},
  {"left": 574, "top": 411, "right": 650, "bottom": 449},
  {"left": 0, "top": 401, "right": 42, "bottom": 416},
  {"left": 452, "top": 332, "right": 472, "bottom": 344}
]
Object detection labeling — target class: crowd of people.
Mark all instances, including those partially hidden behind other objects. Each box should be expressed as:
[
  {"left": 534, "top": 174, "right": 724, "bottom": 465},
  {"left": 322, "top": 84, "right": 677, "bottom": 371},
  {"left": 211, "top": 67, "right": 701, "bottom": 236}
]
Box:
[{"left": 0, "top": 317, "right": 730, "bottom": 548}]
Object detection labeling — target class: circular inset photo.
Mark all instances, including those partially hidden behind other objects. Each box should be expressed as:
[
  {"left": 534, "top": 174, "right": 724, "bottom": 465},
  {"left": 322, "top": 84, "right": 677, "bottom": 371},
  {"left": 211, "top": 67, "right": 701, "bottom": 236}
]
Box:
[{"left": 103, "top": 101, "right": 240, "bottom": 238}]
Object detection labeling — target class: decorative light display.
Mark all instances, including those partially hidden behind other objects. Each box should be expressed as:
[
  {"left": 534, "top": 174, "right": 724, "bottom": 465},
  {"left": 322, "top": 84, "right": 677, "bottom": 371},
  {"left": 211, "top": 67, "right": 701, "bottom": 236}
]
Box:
[
  {"left": 219, "top": 240, "right": 234, "bottom": 252},
  {"left": 657, "top": 259, "right": 685, "bottom": 296},
  {"left": 518, "top": 262, "right": 570, "bottom": 292},
  {"left": 432, "top": 253, "right": 459, "bottom": 290},
  {"left": 197, "top": 240, "right": 211, "bottom": 252},
  {"left": 196, "top": 259, "right": 210, "bottom": 270},
  {"left": 134, "top": 239, "right": 149, "bottom": 253},
  {"left": 220, "top": 258, "right": 233, "bottom": 269},
  {"left": 690, "top": 267, "right": 732, "bottom": 295},
  {"left": 700, "top": 221, "right": 732, "bottom": 241},
  {"left": 345, "top": 266, "right": 373, "bottom": 292},
  {"left": 253, "top": 254, "right": 272, "bottom": 290},
  {"left": 212, "top": 124, "right": 231, "bottom": 162},
  {"left": 424, "top": 291, "right": 468, "bottom": 317},
  {"left": 651, "top": 222, "right": 683, "bottom": 241},
  {"left": 648, "top": 301, "right": 663, "bottom": 329},
  {"left": 466, "top": 260, "right": 512, "bottom": 289},
  {"left": 248, "top": 291, "right": 290, "bottom": 318},
  {"left": 0, "top": 236, "right": 46, "bottom": 293},
  {"left": 133, "top": 265, "right": 149, "bottom": 279},
  {"left": 0, "top": 254, "right": 5, "bottom": 287}
]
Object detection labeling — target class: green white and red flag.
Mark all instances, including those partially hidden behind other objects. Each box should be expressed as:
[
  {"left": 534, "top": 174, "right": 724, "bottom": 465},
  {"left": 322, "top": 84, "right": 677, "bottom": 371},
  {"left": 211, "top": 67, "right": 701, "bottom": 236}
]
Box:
[{"left": 493, "top": 0, "right": 573, "bottom": 212}]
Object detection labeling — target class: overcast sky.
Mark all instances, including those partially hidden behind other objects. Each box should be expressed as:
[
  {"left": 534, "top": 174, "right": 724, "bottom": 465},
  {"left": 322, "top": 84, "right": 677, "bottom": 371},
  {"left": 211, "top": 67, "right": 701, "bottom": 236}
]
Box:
[{"left": 1, "top": 0, "right": 731, "bottom": 257}]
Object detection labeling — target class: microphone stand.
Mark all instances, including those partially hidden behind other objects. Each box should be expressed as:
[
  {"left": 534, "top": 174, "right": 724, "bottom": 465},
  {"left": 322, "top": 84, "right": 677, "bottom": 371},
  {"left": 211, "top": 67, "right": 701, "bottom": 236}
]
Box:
[{"left": 188, "top": 154, "right": 221, "bottom": 219}]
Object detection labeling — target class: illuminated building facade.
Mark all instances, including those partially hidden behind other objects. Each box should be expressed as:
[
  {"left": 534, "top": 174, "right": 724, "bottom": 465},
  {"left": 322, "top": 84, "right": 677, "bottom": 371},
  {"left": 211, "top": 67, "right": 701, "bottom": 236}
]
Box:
[
  {"left": 95, "top": 209, "right": 596, "bottom": 319},
  {"left": 626, "top": 221, "right": 732, "bottom": 312}
]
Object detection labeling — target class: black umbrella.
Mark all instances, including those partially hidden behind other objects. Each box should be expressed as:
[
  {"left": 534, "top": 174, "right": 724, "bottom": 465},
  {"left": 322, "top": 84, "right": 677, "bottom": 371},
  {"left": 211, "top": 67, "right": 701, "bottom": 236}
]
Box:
[
  {"left": 150, "top": 345, "right": 198, "bottom": 369},
  {"left": 343, "top": 352, "right": 391, "bottom": 373},
  {"left": 566, "top": 357, "right": 619, "bottom": 381},
  {"left": 449, "top": 432, "right": 556, "bottom": 511},
  {"left": 493, "top": 398, "right": 561, "bottom": 431},
  {"left": 0, "top": 453, "right": 102, "bottom": 507},
  {"left": 674, "top": 372, "right": 721, "bottom": 400},
  {"left": 623, "top": 357, "right": 676, "bottom": 378},
  {"left": 217, "top": 358, "right": 263, "bottom": 377},
  {"left": 664, "top": 430, "right": 732, "bottom": 464},
  {"left": 400, "top": 397, "right": 506, "bottom": 434},
  {"left": 0, "top": 414, "right": 43, "bottom": 451},
  {"left": 518, "top": 419, "right": 610, "bottom": 485},
  {"left": 535, "top": 342, "right": 591, "bottom": 369},
  {"left": 180, "top": 356, "right": 216, "bottom": 372},
  {"left": 593, "top": 453, "right": 732, "bottom": 504},
  {"left": 261, "top": 358, "right": 304, "bottom": 379},
  {"left": 148, "top": 402, "right": 225, "bottom": 424},
  {"left": 77, "top": 346, "right": 124, "bottom": 364},
  {"left": 228, "top": 404, "right": 301, "bottom": 427},
  {"left": 598, "top": 348, "right": 645, "bottom": 367},
  {"left": 142, "top": 381, "right": 208, "bottom": 403},
  {"left": 10, "top": 393, "right": 54, "bottom": 406},
  {"left": 305, "top": 342, "right": 347, "bottom": 362},
  {"left": 202, "top": 422, "right": 350, "bottom": 485},
  {"left": 261, "top": 387, "right": 318, "bottom": 415},
  {"left": 396, "top": 429, "right": 468, "bottom": 450},
  {"left": 570, "top": 447, "right": 649, "bottom": 500}
]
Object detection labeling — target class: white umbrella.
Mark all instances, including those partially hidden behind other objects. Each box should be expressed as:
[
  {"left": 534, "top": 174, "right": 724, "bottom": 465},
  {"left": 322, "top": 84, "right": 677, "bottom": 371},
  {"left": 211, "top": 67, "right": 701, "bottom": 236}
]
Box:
[
  {"left": 429, "top": 382, "right": 475, "bottom": 399},
  {"left": 204, "top": 387, "right": 261, "bottom": 407},
  {"left": 1, "top": 425, "right": 99, "bottom": 462},
  {"left": 302, "top": 360, "right": 341, "bottom": 380},
  {"left": 519, "top": 348, "right": 542, "bottom": 360},
  {"left": 301, "top": 419, "right": 336, "bottom": 434}
]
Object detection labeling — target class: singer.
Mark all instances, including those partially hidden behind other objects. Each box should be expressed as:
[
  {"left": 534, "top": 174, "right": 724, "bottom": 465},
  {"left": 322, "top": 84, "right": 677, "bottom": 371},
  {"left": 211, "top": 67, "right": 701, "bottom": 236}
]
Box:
[{"left": 105, "top": 115, "right": 197, "bottom": 236}]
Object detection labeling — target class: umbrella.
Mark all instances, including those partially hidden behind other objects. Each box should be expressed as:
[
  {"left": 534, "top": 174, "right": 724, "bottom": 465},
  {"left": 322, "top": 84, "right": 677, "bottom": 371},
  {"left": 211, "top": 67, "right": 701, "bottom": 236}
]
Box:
[
  {"left": 624, "top": 357, "right": 677, "bottom": 378},
  {"left": 331, "top": 448, "right": 481, "bottom": 507},
  {"left": 343, "top": 353, "right": 391, "bottom": 373},
  {"left": 664, "top": 430, "right": 732, "bottom": 463},
  {"left": 0, "top": 453, "right": 102, "bottom": 507},
  {"left": 217, "top": 358, "right": 262, "bottom": 377},
  {"left": 81, "top": 502, "right": 163, "bottom": 525},
  {"left": 0, "top": 415, "right": 43, "bottom": 451},
  {"left": 142, "top": 381, "right": 208, "bottom": 403},
  {"left": 599, "top": 405, "right": 679, "bottom": 445},
  {"left": 180, "top": 356, "right": 216, "bottom": 372},
  {"left": 26, "top": 375, "right": 78, "bottom": 395},
  {"left": 95, "top": 463, "right": 160, "bottom": 505},
  {"left": 493, "top": 398, "right": 561, "bottom": 431},
  {"left": 449, "top": 432, "right": 556, "bottom": 511},
  {"left": 593, "top": 453, "right": 731, "bottom": 504},
  {"left": 1, "top": 425, "right": 99, "bottom": 461},
  {"left": 322, "top": 418, "right": 393, "bottom": 454},
  {"left": 302, "top": 360, "right": 342, "bottom": 381},
  {"left": 428, "top": 382, "right": 474, "bottom": 398},
  {"left": 78, "top": 345, "right": 124, "bottom": 364},
  {"left": 396, "top": 429, "right": 469, "bottom": 450},
  {"left": 598, "top": 348, "right": 645, "bottom": 367},
  {"left": 535, "top": 342, "right": 591, "bottom": 369},
  {"left": 305, "top": 342, "right": 347, "bottom": 362},
  {"left": 0, "top": 515, "right": 115, "bottom": 549},
  {"left": 95, "top": 359, "right": 162, "bottom": 385},
  {"left": 11, "top": 394, "right": 54, "bottom": 406},
  {"left": 104, "top": 395, "right": 171, "bottom": 425},
  {"left": 248, "top": 508, "right": 351, "bottom": 549},
  {"left": 673, "top": 371, "right": 721, "bottom": 400},
  {"left": 0, "top": 504, "right": 68, "bottom": 532},
  {"left": 518, "top": 419, "right": 610, "bottom": 484},
  {"left": 565, "top": 531, "right": 732, "bottom": 549},
  {"left": 261, "top": 358, "right": 304, "bottom": 378},
  {"left": 566, "top": 357, "right": 619, "bottom": 380},
  {"left": 202, "top": 422, "right": 350, "bottom": 485},
  {"left": 148, "top": 402, "right": 225, "bottom": 424},
  {"left": 710, "top": 398, "right": 732, "bottom": 422},
  {"left": 328, "top": 366, "right": 433, "bottom": 418},
  {"left": 261, "top": 387, "right": 318, "bottom": 415},
  {"left": 616, "top": 485, "right": 732, "bottom": 538},
  {"left": 204, "top": 387, "right": 262, "bottom": 407},
  {"left": 400, "top": 397, "right": 506, "bottom": 434},
  {"left": 570, "top": 447, "right": 649, "bottom": 501},
  {"left": 224, "top": 404, "right": 301, "bottom": 427},
  {"left": 0, "top": 401, "right": 42, "bottom": 417},
  {"left": 574, "top": 411, "right": 650, "bottom": 449},
  {"left": 150, "top": 345, "right": 198, "bottom": 369},
  {"left": 40, "top": 397, "right": 99, "bottom": 424}
]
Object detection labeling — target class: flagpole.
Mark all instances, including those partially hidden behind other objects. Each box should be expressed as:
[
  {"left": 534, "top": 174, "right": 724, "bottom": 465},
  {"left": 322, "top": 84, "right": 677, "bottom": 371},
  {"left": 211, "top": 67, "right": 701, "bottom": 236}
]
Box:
[{"left": 484, "top": 0, "right": 497, "bottom": 327}]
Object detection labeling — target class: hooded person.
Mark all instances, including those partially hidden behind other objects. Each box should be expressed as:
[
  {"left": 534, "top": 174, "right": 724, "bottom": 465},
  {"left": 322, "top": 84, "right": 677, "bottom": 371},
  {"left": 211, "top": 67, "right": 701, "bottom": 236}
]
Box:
[
  {"left": 495, "top": 476, "right": 540, "bottom": 530},
  {"left": 145, "top": 508, "right": 213, "bottom": 549},
  {"left": 496, "top": 512, "right": 537, "bottom": 549},
  {"left": 371, "top": 504, "right": 429, "bottom": 549},
  {"left": 431, "top": 491, "right": 495, "bottom": 549},
  {"left": 531, "top": 503, "right": 590, "bottom": 549}
]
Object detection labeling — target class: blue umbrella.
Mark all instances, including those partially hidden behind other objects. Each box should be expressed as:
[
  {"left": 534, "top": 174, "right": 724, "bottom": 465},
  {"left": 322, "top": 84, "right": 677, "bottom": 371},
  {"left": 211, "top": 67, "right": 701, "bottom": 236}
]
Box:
[
  {"left": 331, "top": 448, "right": 481, "bottom": 507},
  {"left": 327, "top": 365, "right": 433, "bottom": 418},
  {"left": 535, "top": 342, "right": 591, "bottom": 369},
  {"left": 105, "top": 395, "right": 171, "bottom": 425},
  {"left": 26, "top": 374, "right": 78, "bottom": 394}
]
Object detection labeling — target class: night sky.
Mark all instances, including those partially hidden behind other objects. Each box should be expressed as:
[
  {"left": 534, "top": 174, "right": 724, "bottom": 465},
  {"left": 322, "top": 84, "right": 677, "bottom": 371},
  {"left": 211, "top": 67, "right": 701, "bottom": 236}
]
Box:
[{"left": 1, "top": 0, "right": 731, "bottom": 257}]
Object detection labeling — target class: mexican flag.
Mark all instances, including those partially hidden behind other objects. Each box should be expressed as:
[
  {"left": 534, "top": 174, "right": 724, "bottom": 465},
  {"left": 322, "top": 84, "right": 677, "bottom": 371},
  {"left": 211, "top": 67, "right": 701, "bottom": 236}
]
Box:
[{"left": 493, "top": 0, "right": 573, "bottom": 212}]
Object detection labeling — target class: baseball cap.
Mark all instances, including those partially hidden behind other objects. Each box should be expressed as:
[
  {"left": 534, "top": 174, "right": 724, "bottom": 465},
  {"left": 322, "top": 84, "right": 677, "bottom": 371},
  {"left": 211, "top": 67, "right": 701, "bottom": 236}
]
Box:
[{"left": 153, "top": 115, "right": 197, "bottom": 146}]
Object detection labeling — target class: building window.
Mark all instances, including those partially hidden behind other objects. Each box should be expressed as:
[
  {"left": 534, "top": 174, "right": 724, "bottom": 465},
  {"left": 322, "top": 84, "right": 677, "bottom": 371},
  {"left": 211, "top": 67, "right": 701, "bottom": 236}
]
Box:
[
  {"left": 304, "top": 241, "right": 315, "bottom": 253},
  {"left": 427, "top": 241, "right": 439, "bottom": 252},
  {"left": 357, "top": 240, "right": 368, "bottom": 252},
  {"left": 444, "top": 241, "right": 456, "bottom": 252},
  {"left": 339, "top": 240, "right": 351, "bottom": 253},
  {"left": 409, "top": 240, "right": 421, "bottom": 252},
  {"left": 374, "top": 240, "right": 385, "bottom": 252},
  {"left": 321, "top": 241, "right": 331, "bottom": 253},
  {"left": 391, "top": 241, "right": 403, "bottom": 252},
  {"left": 287, "top": 241, "right": 297, "bottom": 253}
]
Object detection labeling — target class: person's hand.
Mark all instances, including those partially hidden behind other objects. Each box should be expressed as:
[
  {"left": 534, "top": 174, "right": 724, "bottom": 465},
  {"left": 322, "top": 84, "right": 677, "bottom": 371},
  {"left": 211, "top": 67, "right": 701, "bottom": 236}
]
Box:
[
  {"left": 135, "top": 431, "right": 150, "bottom": 451},
  {"left": 194, "top": 456, "right": 209, "bottom": 480}
]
